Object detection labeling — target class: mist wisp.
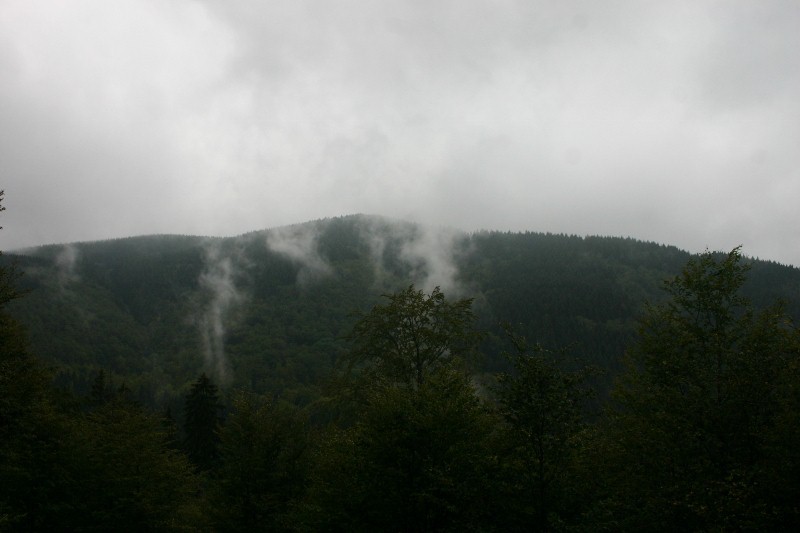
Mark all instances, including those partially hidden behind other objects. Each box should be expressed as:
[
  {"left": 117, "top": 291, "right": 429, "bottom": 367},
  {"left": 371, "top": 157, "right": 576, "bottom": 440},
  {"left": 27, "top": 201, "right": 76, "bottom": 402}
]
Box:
[
  {"left": 197, "top": 240, "right": 246, "bottom": 384},
  {"left": 400, "top": 225, "right": 464, "bottom": 294},
  {"left": 55, "top": 244, "right": 80, "bottom": 286},
  {"left": 265, "top": 222, "right": 332, "bottom": 285},
  {"left": 357, "top": 216, "right": 467, "bottom": 294}
]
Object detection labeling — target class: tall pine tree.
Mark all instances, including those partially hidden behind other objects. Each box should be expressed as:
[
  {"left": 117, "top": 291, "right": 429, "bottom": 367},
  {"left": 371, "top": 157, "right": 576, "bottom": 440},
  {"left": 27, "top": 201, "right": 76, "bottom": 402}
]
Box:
[{"left": 183, "top": 373, "right": 222, "bottom": 471}]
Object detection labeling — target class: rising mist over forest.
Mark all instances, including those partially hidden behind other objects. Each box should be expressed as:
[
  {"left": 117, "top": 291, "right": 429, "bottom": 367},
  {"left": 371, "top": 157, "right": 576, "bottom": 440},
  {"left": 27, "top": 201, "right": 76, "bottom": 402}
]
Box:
[
  {"left": 4, "top": 0, "right": 800, "bottom": 528},
  {"left": 4, "top": 214, "right": 800, "bottom": 530},
  {"left": 6, "top": 214, "right": 800, "bottom": 407}
]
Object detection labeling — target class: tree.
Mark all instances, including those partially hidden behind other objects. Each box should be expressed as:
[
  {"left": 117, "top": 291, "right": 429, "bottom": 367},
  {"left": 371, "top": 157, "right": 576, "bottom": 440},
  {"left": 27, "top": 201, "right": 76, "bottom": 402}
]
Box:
[
  {"left": 303, "top": 286, "right": 496, "bottom": 530},
  {"left": 183, "top": 373, "right": 223, "bottom": 471},
  {"left": 66, "top": 394, "right": 204, "bottom": 530},
  {"left": 1, "top": 193, "right": 204, "bottom": 529},
  {"left": 493, "top": 336, "right": 595, "bottom": 530},
  {"left": 0, "top": 190, "right": 64, "bottom": 529},
  {"left": 304, "top": 366, "right": 496, "bottom": 531},
  {"left": 211, "top": 391, "right": 308, "bottom": 532},
  {"left": 595, "top": 248, "right": 800, "bottom": 530},
  {"left": 345, "top": 285, "right": 478, "bottom": 389}
]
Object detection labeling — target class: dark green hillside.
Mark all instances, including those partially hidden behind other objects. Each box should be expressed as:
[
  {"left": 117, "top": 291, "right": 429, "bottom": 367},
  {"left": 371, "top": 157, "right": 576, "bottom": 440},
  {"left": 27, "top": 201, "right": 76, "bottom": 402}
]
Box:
[
  {"left": 6, "top": 238, "right": 208, "bottom": 404},
  {"left": 462, "top": 232, "right": 692, "bottom": 372},
  {"left": 5, "top": 210, "right": 800, "bottom": 530},
  {"left": 6, "top": 215, "right": 800, "bottom": 406}
]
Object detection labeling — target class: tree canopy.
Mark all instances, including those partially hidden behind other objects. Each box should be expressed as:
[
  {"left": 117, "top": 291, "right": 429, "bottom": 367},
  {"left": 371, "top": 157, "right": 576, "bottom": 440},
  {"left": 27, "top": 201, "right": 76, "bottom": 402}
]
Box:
[
  {"left": 4, "top": 192, "right": 800, "bottom": 531},
  {"left": 183, "top": 373, "right": 223, "bottom": 471},
  {"left": 345, "top": 285, "right": 478, "bottom": 389},
  {"left": 594, "top": 248, "right": 800, "bottom": 530}
]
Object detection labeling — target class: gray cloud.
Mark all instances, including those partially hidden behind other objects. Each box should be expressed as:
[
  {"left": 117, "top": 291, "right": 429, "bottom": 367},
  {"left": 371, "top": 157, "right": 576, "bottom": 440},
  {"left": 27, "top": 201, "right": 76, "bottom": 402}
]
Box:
[{"left": 1, "top": 1, "right": 798, "bottom": 266}]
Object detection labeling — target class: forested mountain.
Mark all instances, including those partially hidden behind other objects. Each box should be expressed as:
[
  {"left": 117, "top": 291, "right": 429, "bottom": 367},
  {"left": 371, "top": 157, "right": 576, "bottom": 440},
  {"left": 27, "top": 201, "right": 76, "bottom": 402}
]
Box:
[
  {"left": 6, "top": 214, "right": 800, "bottom": 408},
  {"left": 5, "top": 212, "right": 800, "bottom": 530}
]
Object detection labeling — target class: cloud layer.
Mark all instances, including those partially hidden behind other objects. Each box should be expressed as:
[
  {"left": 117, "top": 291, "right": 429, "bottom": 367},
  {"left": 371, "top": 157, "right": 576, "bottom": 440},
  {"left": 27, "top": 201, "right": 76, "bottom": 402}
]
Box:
[{"left": 1, "top": 1, "right": 798, "bottom": 265}]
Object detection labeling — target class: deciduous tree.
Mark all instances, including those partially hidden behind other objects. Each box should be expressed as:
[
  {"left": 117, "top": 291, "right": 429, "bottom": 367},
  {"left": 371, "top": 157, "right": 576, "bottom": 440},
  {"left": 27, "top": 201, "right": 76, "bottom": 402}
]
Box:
[
  {"left": 304, "top": 286, "right": 496, "bottom": 530},
  {"left": 494, "top": 336, "right": 595, "bottom": 530},
  {"left": 596, "top": 248, "right": 800, "bottom": 530},
  {"left": 345, "top": 285, "right": 478, "bottom": 389}
]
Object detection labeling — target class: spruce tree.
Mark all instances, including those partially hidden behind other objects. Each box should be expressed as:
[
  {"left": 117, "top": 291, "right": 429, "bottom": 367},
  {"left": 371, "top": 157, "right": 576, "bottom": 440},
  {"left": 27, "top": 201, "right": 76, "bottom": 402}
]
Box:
[{"left": 183, "top": 373, "right": 222, "bottom": 471}]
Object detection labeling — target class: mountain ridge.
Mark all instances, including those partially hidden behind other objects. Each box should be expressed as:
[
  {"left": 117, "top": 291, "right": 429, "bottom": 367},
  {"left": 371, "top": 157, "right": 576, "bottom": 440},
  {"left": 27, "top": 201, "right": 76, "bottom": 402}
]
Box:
[{"left": 5, "top": 214, "right": 800, "bottom": 408}]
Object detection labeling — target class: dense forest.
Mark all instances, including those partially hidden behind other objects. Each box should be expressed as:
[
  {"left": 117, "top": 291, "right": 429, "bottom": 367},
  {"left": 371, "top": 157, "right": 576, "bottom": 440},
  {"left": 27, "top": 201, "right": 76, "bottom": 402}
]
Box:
[{"left": 3, "top": 203, "right": 800, "bottom": 530}]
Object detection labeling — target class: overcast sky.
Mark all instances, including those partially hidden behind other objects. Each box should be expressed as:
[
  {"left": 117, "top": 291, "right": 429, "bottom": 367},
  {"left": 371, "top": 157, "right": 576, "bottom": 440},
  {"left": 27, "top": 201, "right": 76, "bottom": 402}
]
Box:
[{"left": 1, "top": 1, "right": 798, "bottom": 265}]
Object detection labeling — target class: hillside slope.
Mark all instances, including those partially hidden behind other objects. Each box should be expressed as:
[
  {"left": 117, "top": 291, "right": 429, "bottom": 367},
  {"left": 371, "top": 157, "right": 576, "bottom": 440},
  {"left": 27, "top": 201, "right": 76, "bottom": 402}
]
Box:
[{"left": 6, "top": 215, "right": 800, "bottom": 406}]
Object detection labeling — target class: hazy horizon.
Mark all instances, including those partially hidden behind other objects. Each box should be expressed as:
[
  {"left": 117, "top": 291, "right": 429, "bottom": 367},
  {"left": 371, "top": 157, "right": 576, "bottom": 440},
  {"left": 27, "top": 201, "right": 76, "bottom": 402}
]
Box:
[{"left": 2, "top": 1, "right": 798, "bottom": 266}]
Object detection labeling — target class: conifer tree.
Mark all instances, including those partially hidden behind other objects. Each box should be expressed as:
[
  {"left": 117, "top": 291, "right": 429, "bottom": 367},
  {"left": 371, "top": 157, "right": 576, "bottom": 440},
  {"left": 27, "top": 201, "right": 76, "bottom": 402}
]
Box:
[{"left": 183, "top": 373, "right": 222, "bottom": 471}]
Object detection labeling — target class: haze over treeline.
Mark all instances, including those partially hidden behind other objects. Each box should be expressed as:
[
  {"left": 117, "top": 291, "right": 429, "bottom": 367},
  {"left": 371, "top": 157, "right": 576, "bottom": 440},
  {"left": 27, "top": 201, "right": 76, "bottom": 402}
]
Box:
[
  {"left": 9, "top": 214, "right": 800, "bottom": 402},
  {"left": 2, "top": 0, "right": 800, "bottom": 527},
  {"left": 2, "top": 1, "right": 799, "bottom": 266}
]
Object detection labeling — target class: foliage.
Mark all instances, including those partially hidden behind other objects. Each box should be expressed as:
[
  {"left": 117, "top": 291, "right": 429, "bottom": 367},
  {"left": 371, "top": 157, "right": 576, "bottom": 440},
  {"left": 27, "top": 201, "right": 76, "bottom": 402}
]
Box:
[
  {"left": 211, "top": 391, "right": 308, "bottom": 532},
  {"left": 183, "top": 373, "right": 223, "bottom": 471},
  {"left": 493, "top": 334, "right": 596, "bottom": 530},
  {"left": 301, "top": 285, "right": 498, "bottom": 530},
  {"left": 2, "top": 378, "right": 205, "bottom": 531},
  {"left": 5, "top": 206, "right": 800, "bottom": 530},
  {"left": 0, "top": 345, "right": 67, "bottom": 530},
  {"left": 594, "top": 248, "right": 800, "bottom": 530},
  {"left": 1, "top": 193, "right": 203, "bottom": 530},
  {"left": 345, "top": 285, "right": 479, "bottom": 389},
  {"left": 303, "top": 367, "right": 497, "bottom": 531},
  {"left": 67, "top": 393, "right": 204, "bottom": 531},
  {"left": 0, "top": 190, "right": 60, "bottom": 528}
]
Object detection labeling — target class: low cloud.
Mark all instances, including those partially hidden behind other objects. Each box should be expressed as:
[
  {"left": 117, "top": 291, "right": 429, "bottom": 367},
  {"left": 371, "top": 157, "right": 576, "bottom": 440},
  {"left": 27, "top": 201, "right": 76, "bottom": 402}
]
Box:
[
  {"left": 197, "top": 240, "right": 246, "bottom": 384},
  {"left": 400, "top": 225, "right": 465, "bottom": 294},
  {"left": 357, "top": 216, "right": 466, "bottom": 294},
  {"left": 265, "top": 222, "right": 331, "bottom": 285},
  {"left": 55, "top": 244, "right": 80, "bottom": 286}
]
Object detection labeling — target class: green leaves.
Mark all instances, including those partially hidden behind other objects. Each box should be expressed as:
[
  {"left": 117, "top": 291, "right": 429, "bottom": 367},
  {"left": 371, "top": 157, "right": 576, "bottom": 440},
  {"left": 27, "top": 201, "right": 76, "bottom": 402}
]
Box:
[
  {"left": 599, "top": 248, "right": 800, "bottom": 530},
  {"left": 345, "top": 285, "right": 478, "bottom": 388},
  {"left": 211, "top": 392, "right": 308, "bottom": 532},
  {"left": 305, "top": 367, "right": 496, "bottom": 531},
  {"left": 302, "top": 286, "right": 497, "bottom": 530},
  {"left": 493, "top": 339, "right": 595, "bottom": 530},
  {"left": 70, "top": 397, "right": 203, "bottom": 530}
]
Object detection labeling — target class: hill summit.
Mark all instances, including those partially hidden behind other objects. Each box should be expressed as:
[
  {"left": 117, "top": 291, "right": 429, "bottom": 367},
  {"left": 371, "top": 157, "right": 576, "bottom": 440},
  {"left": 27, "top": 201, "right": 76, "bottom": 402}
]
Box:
[{"left": 6, "top": 214, "right": 800, "bottom": 405}]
